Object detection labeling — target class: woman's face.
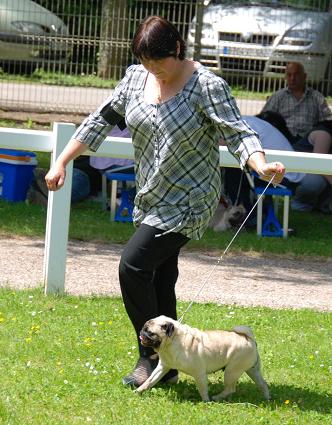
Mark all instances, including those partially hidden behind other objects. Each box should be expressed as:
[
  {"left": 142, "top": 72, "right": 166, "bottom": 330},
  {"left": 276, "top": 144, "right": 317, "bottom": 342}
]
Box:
[{"left": 140, "top": 56, "right": 179, "bottom": 81}]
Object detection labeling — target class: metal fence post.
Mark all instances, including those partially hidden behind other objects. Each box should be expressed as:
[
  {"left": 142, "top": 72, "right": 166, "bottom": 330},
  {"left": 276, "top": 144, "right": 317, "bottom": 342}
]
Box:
[
  {"left": 193, "top": 0, "right": 205, "bottom": 61},
  {"left": 44, "top": 122, "right": 76, "bottom": 294}
]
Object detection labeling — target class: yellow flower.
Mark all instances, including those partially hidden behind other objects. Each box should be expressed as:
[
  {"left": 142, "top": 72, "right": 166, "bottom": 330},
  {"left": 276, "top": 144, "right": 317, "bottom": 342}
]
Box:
[
  {"left": 309, "top": 355, "right": 314, "bottom": 360},
  {"left": 108, "top": 320, "right": 112, "bottom": 325},
  {"left": 29, "top": 325, "right": 40, "bottom": 334},
  {"left": 25, "top": 337, "right": 32, "bottom": 343},
  {"left": 284, "top": 400, "right": 290, "bottom": 405},
  {"left": 83, "top": 337, "right": 95, "bottom": 347}
]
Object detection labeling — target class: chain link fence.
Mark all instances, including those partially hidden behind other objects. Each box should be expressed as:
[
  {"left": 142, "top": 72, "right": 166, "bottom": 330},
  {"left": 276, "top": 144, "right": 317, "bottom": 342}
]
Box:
[{"left": 0, "top": 0, "right": 331, "bottom": 114}]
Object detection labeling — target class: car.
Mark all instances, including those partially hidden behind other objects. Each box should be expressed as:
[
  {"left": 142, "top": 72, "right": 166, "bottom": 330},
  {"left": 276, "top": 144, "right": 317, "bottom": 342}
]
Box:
[
  {"left": 187, "top": 0, "right": 332, "bottom": 83},
  {"left": 0, "top": 0, "right": 71, "bottom": 67}
]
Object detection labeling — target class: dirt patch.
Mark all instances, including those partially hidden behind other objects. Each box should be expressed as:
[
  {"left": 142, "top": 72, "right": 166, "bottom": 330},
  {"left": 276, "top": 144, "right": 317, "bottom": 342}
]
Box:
[{"left": 1, "top": 236, "right": 331, "bottom": 312}]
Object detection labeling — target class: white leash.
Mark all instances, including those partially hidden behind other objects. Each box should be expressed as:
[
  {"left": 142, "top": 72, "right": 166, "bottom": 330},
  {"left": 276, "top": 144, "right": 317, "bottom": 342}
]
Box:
[{"left": 178, "top": 173, "right": 276, "bottom": 323}]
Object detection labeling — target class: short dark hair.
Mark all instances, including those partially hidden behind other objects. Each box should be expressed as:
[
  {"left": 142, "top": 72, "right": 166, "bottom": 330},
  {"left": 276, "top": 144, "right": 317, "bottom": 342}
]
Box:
[{"left": 131, "top": 16, "right": 186, "bottom": 61}]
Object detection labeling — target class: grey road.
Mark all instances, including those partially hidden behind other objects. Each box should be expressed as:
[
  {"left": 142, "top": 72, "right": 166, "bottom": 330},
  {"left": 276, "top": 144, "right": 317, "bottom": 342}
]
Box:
[{"left": 0, "top": 81, "right": 266, "bottom": 115}]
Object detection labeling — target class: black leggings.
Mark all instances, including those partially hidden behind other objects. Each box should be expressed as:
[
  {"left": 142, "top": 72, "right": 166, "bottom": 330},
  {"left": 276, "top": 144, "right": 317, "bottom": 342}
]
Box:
[{"left": 119, "top": 224, "right": 189, "bottom": 357}]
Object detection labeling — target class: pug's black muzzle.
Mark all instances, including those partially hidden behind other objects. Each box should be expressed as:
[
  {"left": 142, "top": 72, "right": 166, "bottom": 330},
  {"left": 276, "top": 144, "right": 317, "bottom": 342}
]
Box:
[{"left": 139, "top": 329, "right": 161, "bottom": 348}]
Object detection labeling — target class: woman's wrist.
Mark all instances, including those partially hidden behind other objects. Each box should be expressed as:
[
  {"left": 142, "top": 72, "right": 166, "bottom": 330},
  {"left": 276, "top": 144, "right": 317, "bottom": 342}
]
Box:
[
  {"left": 255, "top": 164, "right": 268, "bottom": 178},
  {"left": 246, "top": 151, "right": 267, "bottom": 175}
]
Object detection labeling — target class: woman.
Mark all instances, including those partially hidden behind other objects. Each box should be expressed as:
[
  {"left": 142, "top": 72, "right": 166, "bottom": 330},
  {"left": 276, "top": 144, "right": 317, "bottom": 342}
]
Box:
[{"left": 45, "top": 16, "right": 285, "bottom": 388}]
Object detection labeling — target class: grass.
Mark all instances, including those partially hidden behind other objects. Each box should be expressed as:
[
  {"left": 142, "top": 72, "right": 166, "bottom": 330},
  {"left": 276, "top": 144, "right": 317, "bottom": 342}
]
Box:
[
  {"left": 0, "top": 288, "right": 331, "bottom": 424},
  {"left": 1, "top": 198, "right": 332, "bottom": 257},
  {"left": 0, "top": 68, "right": 118, "bottom": 89}
]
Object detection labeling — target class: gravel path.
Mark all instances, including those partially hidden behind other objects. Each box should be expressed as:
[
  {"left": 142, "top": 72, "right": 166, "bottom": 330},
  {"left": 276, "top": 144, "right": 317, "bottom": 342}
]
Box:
[{"left": 1, "top": 236, "right": 331, "bottom": 312}]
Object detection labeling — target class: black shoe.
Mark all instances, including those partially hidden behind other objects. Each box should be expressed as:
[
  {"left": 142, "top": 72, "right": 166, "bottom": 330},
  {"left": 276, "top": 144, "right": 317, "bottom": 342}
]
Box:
[
  {"left": 122, "top": 355, "right": 158, "bottom": 387},
  {"left": 122, "top": 355, "right": 178, "bottom": 388},
  {"left": 161, "top": 368, "right": 178, "bottom": 384}
]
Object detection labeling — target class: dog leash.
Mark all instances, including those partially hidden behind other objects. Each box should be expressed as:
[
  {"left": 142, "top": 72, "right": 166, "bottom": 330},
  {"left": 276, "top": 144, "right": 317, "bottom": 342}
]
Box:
[{"left": 178, "top": 173, "right": 277, "bottom": 324}]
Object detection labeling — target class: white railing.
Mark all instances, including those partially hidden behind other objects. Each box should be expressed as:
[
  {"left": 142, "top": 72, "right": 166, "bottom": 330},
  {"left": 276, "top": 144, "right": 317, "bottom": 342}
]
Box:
[{"left": 1, "top": 122, "right": 332, "bottom": 294}]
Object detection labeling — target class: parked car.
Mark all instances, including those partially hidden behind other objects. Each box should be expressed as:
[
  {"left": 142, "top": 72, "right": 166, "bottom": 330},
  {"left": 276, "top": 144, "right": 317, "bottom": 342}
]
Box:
[
  {"left": 187, "top": 0, "right": 332, "bottom": 83},
  {"left": 0, "top": 0, "right": 71, "bottom": 67}
]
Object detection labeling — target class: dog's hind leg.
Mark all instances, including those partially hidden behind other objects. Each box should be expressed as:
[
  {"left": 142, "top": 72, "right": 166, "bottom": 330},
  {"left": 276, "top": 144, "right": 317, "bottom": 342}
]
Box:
[
  {"left": 211, "top": 366, "right": 243, "bottom": 401},
  {"left": 245, "top": 358, "right": 270, "bottom": 400}
]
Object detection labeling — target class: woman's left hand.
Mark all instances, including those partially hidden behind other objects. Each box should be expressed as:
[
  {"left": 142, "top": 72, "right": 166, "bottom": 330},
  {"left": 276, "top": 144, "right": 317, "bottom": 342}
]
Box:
[{"left": 257, "top": 161, "right": 286, "bottom": 185}]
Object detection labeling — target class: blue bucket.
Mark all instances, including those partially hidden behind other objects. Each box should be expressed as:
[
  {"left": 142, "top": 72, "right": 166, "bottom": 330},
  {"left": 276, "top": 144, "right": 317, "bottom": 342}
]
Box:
[{"left": 0, "top": 149, "right": 38, "bottom": 202}]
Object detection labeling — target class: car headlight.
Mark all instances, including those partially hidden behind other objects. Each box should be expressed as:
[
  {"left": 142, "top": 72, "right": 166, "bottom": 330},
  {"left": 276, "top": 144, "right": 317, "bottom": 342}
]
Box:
[
  {"left": 11, "top": 21, "right": 53, "bottom": 35},
  {"left": 282, "top": 29, "right": 317, "bottom": 46}
]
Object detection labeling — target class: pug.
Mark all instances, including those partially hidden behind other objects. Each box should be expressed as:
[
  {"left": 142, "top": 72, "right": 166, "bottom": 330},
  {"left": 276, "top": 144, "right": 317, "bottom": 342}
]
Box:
[
  {"left": 136, "top": 315, "right": 270, "bottom": 402},
  {"left": 209, "top": 201, "right": 247, "bottom": 232}
]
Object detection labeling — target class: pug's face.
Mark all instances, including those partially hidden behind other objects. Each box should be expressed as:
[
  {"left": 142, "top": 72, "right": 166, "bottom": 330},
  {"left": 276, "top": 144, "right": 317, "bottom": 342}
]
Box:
[
  {"left": 227, "top": 204, "right": 246, "bottom": 227},
  {"left": 139, "top": 316, "right": 175, "bottom": 350}
]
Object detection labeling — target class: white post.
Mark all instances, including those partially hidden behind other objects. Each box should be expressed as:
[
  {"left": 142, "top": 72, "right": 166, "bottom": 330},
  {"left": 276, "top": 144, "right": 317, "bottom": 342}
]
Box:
[
  {"left": 283, "top": 195, "right": 290, "bottom": 239},
  {"left": 256, "top": 195, "right": 264, "bottom": 237},
  {"left": 44, "top": 122, "right": 76, "bottom": 294}
]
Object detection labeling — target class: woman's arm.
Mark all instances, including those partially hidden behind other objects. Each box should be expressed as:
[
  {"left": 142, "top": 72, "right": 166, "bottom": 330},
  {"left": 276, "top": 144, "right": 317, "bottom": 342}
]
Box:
[
  {"left": 45, "top": 139, "right": 88, "bottom": 191},
  {"left": 45, "top": 66, "right": 136, "bottom": 192}
]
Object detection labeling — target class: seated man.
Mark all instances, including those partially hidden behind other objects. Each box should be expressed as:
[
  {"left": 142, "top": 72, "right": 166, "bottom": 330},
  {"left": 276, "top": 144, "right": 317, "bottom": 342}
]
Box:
[{"left": 261, "top": 62, "right": 332, "bottom": 211}]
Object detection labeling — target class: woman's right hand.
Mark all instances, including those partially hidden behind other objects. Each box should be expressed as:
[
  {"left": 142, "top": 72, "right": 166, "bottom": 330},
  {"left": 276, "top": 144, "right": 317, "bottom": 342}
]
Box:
[{"left": 45, "top": 163, "right": 66, "bottom": 192}]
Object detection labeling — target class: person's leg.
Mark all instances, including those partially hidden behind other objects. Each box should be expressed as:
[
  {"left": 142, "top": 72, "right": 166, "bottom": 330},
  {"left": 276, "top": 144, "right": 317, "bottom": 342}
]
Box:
[
  {"left": 119, "top": 224, "right": 188, "bottom": 351},
  {"left": 152, "top": 250, "right": 180, "bottom": 320},
  {"left": 291, "top": 174, "right": 327, "bottom": 212},
  {"left": 317, "top": 184, "right": 332, "bottom": 214},
  {"left": 71, "top": 168, "right": 91, "bottom": 203},
  {"left": 119, "top": 224, "right": 189, "bottom": 386},
  {"left": 308, "top": 130, "right": 332, "bottom": 185}
]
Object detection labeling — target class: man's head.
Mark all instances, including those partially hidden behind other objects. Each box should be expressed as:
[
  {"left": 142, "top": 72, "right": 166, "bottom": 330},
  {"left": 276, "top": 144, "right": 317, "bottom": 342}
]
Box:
[{"left": 285, "top": 62, "right": 307, "bottom": 94}]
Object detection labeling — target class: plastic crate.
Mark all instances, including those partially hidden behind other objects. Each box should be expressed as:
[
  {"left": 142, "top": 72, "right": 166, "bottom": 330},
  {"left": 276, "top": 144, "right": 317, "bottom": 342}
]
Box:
[{"left": 0, "top": 149, "right": 37, "bottom": 202}]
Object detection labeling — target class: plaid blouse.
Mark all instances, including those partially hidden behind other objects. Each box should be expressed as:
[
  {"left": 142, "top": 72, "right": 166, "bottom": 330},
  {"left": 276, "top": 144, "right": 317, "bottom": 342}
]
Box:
[
  {"left": 73, "top": 64, "right": 263, "bottom": 239},
  {"left": 262, "top": 87, "right": 332, "bottom": 138}
]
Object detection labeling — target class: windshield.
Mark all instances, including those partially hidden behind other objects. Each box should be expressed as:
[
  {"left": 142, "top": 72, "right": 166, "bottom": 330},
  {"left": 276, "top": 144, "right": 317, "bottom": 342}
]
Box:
[{"left": 208, "top": 0, "right": 330, "bottom": 12}]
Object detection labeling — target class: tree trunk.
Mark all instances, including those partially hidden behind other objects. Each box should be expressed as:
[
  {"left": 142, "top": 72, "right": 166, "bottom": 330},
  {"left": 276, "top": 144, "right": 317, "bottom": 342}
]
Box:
[{"left": 98, "top": 0, "right": 130, "bottom": 80}]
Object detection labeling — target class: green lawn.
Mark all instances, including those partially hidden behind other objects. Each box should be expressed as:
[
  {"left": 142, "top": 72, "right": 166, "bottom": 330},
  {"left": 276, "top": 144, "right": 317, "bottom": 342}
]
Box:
[{"left": 0, "top": 288, "right": 331, "bottom": 425}]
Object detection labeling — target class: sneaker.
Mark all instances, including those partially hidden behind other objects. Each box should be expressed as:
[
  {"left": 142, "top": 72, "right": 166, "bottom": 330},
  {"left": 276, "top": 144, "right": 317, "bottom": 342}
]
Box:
[{"left": 122, "top": 355, "right": 178, "bottom": 388}]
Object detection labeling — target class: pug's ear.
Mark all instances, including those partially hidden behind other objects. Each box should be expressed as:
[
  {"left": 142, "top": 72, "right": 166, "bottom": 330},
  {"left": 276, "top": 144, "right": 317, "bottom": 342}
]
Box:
[{"left": 162, "top": 322, "right": 175, "bottom": 337}]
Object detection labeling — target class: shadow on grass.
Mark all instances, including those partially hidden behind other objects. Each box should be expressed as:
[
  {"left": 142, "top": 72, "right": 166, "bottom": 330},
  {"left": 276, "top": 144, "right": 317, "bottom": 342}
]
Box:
[{"left": 158, "top": 380, "right": 331, "bottom": 413}]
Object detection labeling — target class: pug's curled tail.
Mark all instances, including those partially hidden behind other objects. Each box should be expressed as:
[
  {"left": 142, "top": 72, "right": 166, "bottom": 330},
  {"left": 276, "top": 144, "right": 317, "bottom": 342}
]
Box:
[{"left": 232, "top": 325, "right": 256, "bottom": 342}]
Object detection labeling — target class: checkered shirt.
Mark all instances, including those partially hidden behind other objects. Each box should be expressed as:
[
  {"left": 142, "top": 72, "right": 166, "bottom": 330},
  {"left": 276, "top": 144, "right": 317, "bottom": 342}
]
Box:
[
  {"left": 262, "top": 87, "right": 332, "bottom": 138},
  {"left": 72, "top": 64, "right": 263, "bottom": 239}
]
